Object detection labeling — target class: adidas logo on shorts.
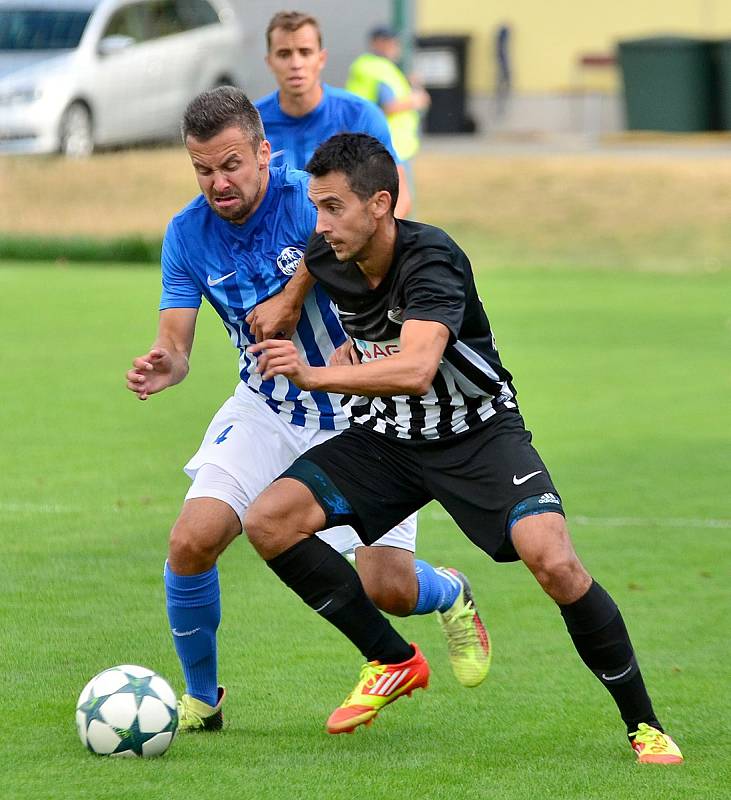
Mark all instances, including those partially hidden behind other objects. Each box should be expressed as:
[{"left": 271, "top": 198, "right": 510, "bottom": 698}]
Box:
[{"left": 538, "top": 493, "right": 559, "bottom": 504}]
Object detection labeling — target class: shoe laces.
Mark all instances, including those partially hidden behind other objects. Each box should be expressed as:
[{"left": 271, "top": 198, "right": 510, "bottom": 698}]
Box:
[
  {"left": 443, "top": 601, "right": 478, "bottom": 651},
  {"left": 343, "top": 662, "right": 386, "bottom": 704},
  {"left": 178, "top": 700, "right": 204, "bottom": 728},
  {"left": 630, "top": 723, "right": 667, "bottom": 749}
]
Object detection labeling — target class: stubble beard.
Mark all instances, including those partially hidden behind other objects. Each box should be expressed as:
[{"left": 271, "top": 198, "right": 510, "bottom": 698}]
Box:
[
  {"left": 341, "top": 219, "right": 378, "bottom": 263},
  {"left": 210, "top": 174, "right": 262, "bottom": 224}
]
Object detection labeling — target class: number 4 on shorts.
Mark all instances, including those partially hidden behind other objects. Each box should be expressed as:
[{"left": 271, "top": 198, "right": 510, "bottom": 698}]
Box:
[{"left": 214, "top": 425, "right": 233, "bottom": 444}]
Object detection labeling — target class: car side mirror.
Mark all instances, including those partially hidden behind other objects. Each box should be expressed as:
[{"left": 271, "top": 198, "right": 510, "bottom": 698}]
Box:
[{"left": 98, "top": 35, "right": 135, "bottom": 56}]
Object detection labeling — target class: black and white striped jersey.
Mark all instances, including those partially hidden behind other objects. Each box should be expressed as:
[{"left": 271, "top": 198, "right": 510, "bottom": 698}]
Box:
[{"left": 304, "top": 219, "right": 517, "bottom": 440}]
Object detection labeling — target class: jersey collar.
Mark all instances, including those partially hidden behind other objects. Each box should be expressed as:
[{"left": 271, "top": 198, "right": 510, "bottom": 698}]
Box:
[{"left": 275, "top": 83, "right": 330, "bottom": 122}]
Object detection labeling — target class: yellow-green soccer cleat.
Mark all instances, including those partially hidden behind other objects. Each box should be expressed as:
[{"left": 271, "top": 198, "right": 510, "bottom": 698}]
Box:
[
  {"left": 177, "top": 686, "right": 226, "bottom": 732},
  {"left": 436, "top": 568, "right": 491, "bottom": 688},
  {"left": 630, "top": 723, "right": 684, "bottom": 764},
  {"left": 326, "top": 644, "right": 430, "bottom": 734}
]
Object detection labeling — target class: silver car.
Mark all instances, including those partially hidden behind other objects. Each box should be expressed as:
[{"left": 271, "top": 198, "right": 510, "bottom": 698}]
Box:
[{"left": 0, "top": 0, "right": 246, "bottom": 156}]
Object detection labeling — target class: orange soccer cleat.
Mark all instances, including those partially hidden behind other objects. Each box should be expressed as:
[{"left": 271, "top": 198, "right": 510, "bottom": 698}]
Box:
[{"left": 326, "top": 644, "right": 430, "bottom": 734}]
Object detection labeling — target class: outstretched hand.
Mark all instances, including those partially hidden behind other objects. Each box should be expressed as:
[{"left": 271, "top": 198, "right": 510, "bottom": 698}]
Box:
[
  {"left": 126, "top": 348, "right": 176, "bottom": 400},
  {"left": 248, "top": 339, "right": 313, "bottom": 388}
]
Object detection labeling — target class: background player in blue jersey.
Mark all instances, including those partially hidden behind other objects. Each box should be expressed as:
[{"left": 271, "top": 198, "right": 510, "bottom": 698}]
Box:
[
  {"left": 125, "top": 87, "right": 490, "bottom": 732},
  {"left": 256, "top": 10, "right": 411, "bottom": 218}
]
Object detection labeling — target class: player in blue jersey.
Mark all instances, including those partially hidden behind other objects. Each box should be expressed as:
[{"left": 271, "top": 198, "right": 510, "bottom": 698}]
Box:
[
  {"left": 125, "top": 87, "right": 490, "bottom": 732},
  {"left": 256, "top": 10, "right": 411, "bottom": 218}
]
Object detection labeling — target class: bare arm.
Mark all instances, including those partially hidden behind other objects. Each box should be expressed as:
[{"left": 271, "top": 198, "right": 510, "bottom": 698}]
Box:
[
  {"left": 245, "top": 259, "right": 315, "bottom": 342},
  {"left": 126, "top": 307, "right": 198, "bottom": 400},
  {"left": 383, "top": 87, "right": 431, "bottom": 115},
  {"left": 248, "top": 319, "right": 449, "bottom": 397}
]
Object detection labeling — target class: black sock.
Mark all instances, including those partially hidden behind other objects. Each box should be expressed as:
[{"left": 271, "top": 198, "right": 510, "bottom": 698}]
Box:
[
  {"left": 266, "top": 536, "right": 414, "bottom": 664},
  {"left": 559, "top": 580, "right": 662, "bottom": 735}
]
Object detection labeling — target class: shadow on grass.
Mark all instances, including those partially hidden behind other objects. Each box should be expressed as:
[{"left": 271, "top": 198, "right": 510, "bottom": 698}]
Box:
[{"left": 0, "top": 234, "right": 161, "bottom": 264}]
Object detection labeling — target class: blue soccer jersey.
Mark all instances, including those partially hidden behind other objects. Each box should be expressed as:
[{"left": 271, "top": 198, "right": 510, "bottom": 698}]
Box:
[
  {"left": 256, "top": 83, "right": 400, "bottom": 170},
  {"left": 160, "top": 165, "right": 348, "bottom": 430}
]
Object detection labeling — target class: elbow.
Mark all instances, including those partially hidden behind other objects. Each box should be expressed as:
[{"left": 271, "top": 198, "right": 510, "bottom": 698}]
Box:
[{"left": 408, "top": 365, "right": 437, "bottom": 397}]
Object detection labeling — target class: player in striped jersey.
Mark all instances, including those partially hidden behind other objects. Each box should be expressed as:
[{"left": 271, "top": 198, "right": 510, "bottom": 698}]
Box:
[
  {"left": 244, "top": 134, "right": 683, "bottom": 761},
  {"left": 126, "top": 89, "right": 489, "bottom": 734}
]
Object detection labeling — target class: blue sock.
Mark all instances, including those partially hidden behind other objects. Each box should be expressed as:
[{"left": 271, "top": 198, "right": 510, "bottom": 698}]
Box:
[
  {"left": 412, "top": 560, "right": 462, "bottom": 615},
  {"left": 164, "top": 561, "right": 221, "bottom": 707}
]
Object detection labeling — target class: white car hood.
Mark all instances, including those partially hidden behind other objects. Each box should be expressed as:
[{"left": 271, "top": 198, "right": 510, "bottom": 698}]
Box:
[{"left": 0, "top": 50, "right": 75, "bottom": 84}]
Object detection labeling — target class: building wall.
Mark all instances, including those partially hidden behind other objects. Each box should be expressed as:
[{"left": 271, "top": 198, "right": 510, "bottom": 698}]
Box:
[{"left": 417, "top": 0, "right": 731, "bottom": 94}]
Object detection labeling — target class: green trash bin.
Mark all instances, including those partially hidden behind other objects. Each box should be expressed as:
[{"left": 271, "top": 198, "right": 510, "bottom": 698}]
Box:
[
  {"left": 713, "top": 39, "right": 731, "bottom": 130},
  {"left": 618, "top": 36, "right": 716, "bottom": 131}
]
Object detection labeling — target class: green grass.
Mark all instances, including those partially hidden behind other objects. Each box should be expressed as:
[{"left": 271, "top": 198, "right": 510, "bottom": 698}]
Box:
[{"left": 1, "top": 261, "right": 729, "bottom": 799}]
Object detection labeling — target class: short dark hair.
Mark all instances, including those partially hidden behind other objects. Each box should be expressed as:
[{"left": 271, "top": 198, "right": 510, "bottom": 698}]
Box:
[
  {"left": 266, "top": 10, "right": 322, "bottom": 50},
  {"left": 369, "top": 25, "right": 398, "bottom": 41},
  {"left": 305, "top": 133, "right": 399, "bottom": 212},
  {"left": 181, "top": 86, "right": 264, "bottom": 151}
]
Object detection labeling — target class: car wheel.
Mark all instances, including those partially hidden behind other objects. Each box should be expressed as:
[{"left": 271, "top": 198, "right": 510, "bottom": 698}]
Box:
[{"left": 59, "top": 103, "right": 94, "bottom": 158}]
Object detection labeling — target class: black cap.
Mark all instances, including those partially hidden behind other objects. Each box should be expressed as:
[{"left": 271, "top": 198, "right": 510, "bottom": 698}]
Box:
[{"left": 369, "top": 25, "right": 398, "bottom": 40}]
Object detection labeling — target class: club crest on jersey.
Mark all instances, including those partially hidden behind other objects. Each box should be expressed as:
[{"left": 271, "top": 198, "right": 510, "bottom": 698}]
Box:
[
  {"left": 276, "top": 246, "right": 304, "bottom": 276},
  {"left": 387, "top": 307, "right": 404, "bottom": 325}
]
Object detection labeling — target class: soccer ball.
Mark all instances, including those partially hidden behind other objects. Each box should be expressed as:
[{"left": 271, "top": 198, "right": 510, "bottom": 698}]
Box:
[{"left": 76, "top": 664, "right": 178, "bottom": 757}]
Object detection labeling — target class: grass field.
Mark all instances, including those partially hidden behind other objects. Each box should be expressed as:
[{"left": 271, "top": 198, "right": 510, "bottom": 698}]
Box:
[{"left": 2, "top": 259, "right": 729, "bottom": 799}]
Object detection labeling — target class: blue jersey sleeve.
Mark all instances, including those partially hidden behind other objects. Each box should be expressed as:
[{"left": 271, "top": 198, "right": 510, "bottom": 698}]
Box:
[
  {"left": 376, "top": 82, "right": 397, "bottom": 108},
  {"left": 357, "top": 102, "right": 401, "bottom": 164},
  {"left": 160, "top": 220, "right": 202, "bottom": 310}
]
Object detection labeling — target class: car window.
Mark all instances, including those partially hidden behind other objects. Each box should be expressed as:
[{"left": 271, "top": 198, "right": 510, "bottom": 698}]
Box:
[
  {"left": 102, "top": 3, "right": 149, "bottom": 43},
  {"left": 176, "top": 0, "right": 220, "bottom": 30},
  {"left": 0, "top": 9, "right": 92, "bottom": 50},
  {"left": 146, "top": 0, "right": 186, "bottom": 39}
]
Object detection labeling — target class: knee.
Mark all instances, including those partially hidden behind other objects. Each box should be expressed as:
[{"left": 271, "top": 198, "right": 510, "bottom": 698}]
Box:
[
  {"left": 530, "top": 552, "right": 591, "bottom": 603},
  {"left": 242, "top": 498, "right": 279, "bottom": 553},
  {"left": 512, "top": 514, "right": 591, "bottom": 603},
  {"left": 244, "top": 493, "right": 309, "bottom": 561},
  {"left": 168, "top": 519, "right": 223, "bottom": 573},
  {"left": 530, "top": 551, "right": 578, "bottom": 589},
  {"left": 245, "top": 479, "right": 327, "bottom": 560},
  {"left": 361, "top": 575, "right": 417, "bottom": 617}
]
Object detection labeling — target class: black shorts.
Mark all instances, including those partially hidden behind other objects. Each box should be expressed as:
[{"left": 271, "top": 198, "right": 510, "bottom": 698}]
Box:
[{"left": 280, "top": 409, "right": 562, "bottom": 562}]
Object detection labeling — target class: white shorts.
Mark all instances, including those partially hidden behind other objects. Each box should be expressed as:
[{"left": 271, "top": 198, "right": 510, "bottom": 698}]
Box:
[{"left": 184, "top": 386, "right": 417, "bottom": 555}]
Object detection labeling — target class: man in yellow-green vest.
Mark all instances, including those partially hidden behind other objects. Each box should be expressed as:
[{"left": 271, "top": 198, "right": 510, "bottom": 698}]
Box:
[{"left": 346, "top": 26, "right": 430, "bottom": 200}]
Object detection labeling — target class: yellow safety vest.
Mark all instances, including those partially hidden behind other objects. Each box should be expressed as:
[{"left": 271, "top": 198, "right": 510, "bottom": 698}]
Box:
[{"left": 346, "top": 53, "right": 420, "bottom": 161}]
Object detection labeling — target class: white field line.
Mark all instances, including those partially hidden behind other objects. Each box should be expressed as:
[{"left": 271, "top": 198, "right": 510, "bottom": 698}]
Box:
[
  {"left": 1, "top": 502, "right": 82, "bottom": 513},
  {"left": 423, "top": 507, "right": 731, "bottom": 529},
  {"left": 571, "top": 515, "right": 731, "bottom": 529},
  {"left": 2, "top": 502, "right": 730, "bottom": 529},
  {"left": 0, "top": 501, "right": 171, "bottom": 514}
]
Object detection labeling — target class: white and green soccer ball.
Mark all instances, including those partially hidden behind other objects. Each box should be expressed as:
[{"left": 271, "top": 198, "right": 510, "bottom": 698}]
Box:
[{"left": 76, "top": 665, "right": 178, "bottom": 757}]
